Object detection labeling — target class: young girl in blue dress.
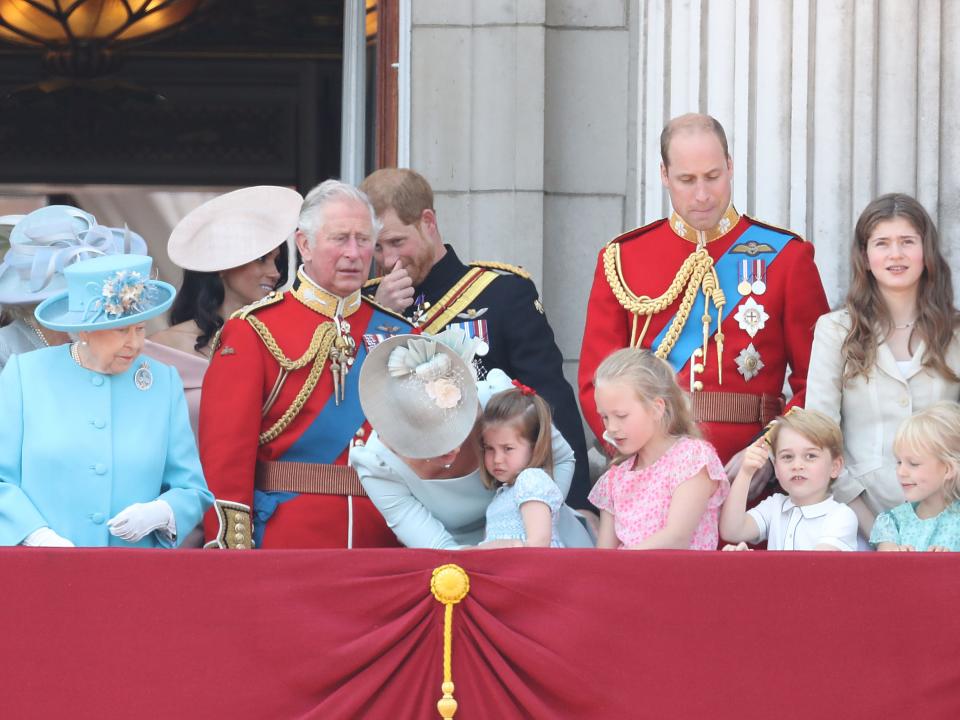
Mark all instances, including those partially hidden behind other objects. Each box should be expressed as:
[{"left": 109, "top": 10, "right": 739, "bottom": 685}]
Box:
[
  {"left": 479, "top": 381, "right": 567, "bottom": 548},
  {"left": 872, "top": 402, "right": 960, "bottom": 552}
]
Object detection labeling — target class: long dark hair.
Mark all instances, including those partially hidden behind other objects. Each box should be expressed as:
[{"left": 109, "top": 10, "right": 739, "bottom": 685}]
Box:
[
  {"left": 842, "top": 193, "right": 959, "bottom": 384},
  {"left": 169, "top": 243, "right": 288, "bottom": 353}
]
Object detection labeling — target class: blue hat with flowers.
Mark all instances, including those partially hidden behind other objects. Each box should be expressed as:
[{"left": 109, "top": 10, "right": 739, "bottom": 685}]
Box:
[{"left": 34, "top": 254, "right": 175, "bottom": 331}]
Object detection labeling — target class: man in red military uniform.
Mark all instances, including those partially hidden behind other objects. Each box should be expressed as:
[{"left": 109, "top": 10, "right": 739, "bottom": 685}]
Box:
[
  {"left": 199, "top": 181, "right": 411, "bottom": 548},
  {"left": 579, "top": 113, "right": 830, "bottom": 466}
]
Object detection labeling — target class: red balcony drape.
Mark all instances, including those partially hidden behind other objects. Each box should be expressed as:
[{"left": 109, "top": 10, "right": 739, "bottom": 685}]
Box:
[{"left": 2, "top": 548, "right": 958, "bottom": 719}]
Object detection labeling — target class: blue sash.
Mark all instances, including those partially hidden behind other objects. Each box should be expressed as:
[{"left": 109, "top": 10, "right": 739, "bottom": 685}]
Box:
[
  {"left": 254, "top": 307, "right": 406, "bottom": 536},
  {"left": 651, "top": 224, "right": 793, "bottom": 373},
  {"left": 282, "top": 307, "right": 402, "bottom": 462}
]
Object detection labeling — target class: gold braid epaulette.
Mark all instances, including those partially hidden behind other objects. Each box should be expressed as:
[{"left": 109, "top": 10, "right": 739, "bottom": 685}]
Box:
[
  {"left": 602, "top": 242, "right": 715, "bottom": 357},
  {"left": 469, "top": 260, "right": 531, "bottom": 280},
  {"left": 210, "top": 291, "right": 285, "bottom": 353},
  {"left": 245, "top": 315, "right": 337, "bottom": 445}
]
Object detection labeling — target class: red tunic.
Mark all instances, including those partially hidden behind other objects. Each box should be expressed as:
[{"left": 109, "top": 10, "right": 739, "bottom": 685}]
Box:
[
  {"left": 578, "top": 212, "right": 830, "bottom": 463},
  {"left": 200, "top": 288, "right": 409, "bottom": 548}
]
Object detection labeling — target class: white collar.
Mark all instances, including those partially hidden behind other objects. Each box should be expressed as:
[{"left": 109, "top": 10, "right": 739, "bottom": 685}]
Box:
[{"left": 781, "top": 494, "right": 836, "bottom": 519}]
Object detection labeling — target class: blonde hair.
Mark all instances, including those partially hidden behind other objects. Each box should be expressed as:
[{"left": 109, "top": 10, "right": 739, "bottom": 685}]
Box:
[
  {"left": 768, "top": 409, "right": 843, "bottom": 459},
  {"left": 477, "top": 388, "right": 554, "bottom": 490},
  {"left": 767, "top": 409, "right": 843, "bottom": 487},
  {"left": 894, "top": 402, "right": 960, "bottom": 504},
  {"left": 594, "top": 348, "right": 699, "bottom": 441}
]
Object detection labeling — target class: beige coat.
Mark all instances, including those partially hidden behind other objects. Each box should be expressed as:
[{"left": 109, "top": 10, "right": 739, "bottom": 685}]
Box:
[{"left": 806, "top": 310, "right": 960, "bottom": 515}]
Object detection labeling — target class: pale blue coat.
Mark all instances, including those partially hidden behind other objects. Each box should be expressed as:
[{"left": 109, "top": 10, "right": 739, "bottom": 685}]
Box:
[{"left": 0, "top": 345, "right": 213, "bottom": 547}]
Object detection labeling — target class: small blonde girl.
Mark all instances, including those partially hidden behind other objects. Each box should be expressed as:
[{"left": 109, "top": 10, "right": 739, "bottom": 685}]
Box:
[
  {"left": 872, "top": 402, "right": 960, "bottom": 552},
  {"left": 479, "top": 382, "right": 566, "bottom": 547},
  {"left": 589, "top": 348, "right": 729, "bottom": 549}
]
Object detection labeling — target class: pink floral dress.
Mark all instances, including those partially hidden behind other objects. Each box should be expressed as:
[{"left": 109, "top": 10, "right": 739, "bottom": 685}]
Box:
[{"left": 588, "top": 436, "right": 729, "bottom": 549}]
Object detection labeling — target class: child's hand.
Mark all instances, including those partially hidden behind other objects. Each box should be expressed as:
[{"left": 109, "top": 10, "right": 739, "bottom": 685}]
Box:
[
  {"left": 738, "top": 438, "right": 770, "bottom": 479},
  {"left": 721, "top": 542, "right": 753, "bottom": 552},
  {"left": 928, "top": 545, "right": 952, "bottom": 552}
]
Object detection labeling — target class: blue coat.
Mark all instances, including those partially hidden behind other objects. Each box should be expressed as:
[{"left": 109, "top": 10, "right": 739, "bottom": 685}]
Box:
[{"left": 0, "top": 345, "right": 213, "bottom": 547}]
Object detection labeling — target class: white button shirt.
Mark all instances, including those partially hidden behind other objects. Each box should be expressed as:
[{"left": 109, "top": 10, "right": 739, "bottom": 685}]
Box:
[{"left": 748, "top": 494, "right": 858, "bottom": 551}]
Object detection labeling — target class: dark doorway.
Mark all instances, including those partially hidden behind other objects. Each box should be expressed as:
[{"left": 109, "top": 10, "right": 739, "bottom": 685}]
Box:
[{"left": 0, "top": 0, "right": 345, "bottom": 193}]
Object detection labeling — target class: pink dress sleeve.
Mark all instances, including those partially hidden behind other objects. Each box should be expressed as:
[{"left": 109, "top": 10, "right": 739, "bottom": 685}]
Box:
[
  {"left": 669, "top": 438, "right": 730, "bottom": 509},
  {"left": 588, "top": 461, "right": 625, "bottom": 513}
]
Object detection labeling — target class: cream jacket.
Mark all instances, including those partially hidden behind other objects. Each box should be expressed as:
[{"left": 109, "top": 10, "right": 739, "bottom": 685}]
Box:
[{"left": 806, "top": 310, "right": 960, "bottom": 515}]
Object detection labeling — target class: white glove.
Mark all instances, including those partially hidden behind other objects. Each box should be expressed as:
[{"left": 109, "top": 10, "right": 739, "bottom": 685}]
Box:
[
  {"left": 108, "top": 500, "right": 176, "bottom": 542},
  {"left": 22, "top": 527, "right": 75, "bottom": 547}
]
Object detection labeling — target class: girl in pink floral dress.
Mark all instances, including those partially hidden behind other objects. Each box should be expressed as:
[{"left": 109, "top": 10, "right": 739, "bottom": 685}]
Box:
[{"left": 589, "top": 348, "right": 729, "bottom": 549}]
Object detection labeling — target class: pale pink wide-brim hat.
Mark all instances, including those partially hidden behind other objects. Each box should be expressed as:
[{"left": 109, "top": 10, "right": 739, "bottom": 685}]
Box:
[
  {"left": 359, "top": 334, "right": 480, "bottom": 459},
  {"left": 167, "top": 186, "right": 303, "bottom": 272}
]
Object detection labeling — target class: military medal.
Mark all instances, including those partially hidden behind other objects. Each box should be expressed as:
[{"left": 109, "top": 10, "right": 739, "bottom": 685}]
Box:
[
  {"left": 329, "top": 315, "right": 356, "bottom": 405},
  {"left": 735, "top": 344, "right": 764, "bottom": 381},
  {"left": 134, "top": 361, "right": 153, "bottom": 391},
  {"left": 455, "top": 307, "right": 488, "bottom": 320},
  {"left": 409, "top": 293, "right": 430, "bottom": 327},
  {"left": 751, "top": 259, "right": 767, "bottom": 295},
  {"left": 737, "top": 259, "right": 752, "bottom": 296},
  {"left": 734, "top": 297, "right": 769, "bottom": 338}
]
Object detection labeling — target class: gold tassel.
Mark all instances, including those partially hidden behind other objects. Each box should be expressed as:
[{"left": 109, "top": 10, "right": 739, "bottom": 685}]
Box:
[
  {"left": 715, "top": 305, "right": 725, "bottom": 385},
  {"left": 431, "top": 564, "right": 471, "bottom": 719},
  {"left": 710, "top": 268, "right": 726, "bottom": 385}
]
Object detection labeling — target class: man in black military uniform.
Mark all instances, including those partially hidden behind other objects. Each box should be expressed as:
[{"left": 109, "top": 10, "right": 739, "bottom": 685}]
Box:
[{"left": 360, "top": 168, "right": 592, "bottom": 510}]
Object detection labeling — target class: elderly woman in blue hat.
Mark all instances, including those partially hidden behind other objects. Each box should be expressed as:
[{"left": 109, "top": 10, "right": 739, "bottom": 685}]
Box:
[
  {"left": 0, "top": 252, "right": 214, "bottom": 547},
  {"left": 0, "top": 205, "right": 146, "bottom": 371}
]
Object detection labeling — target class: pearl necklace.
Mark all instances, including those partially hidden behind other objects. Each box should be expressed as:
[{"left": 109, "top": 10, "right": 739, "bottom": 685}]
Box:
[
  {"left": 23, "top": 317, "right": 49, "bottom": 347},
  {"left": 69, "top": 342, "right": 85, "bottom": 368}
]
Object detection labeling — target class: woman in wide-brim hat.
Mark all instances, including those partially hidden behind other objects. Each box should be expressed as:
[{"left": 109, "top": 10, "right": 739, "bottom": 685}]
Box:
[
  {"left": 350, "top": 329, "right": 593, "bottom": 549},
  {"left": 0, "top": 205, "right": 147, "bottom": 371},
  {"left": 0, "top": 253, "right": 214, "bottom": 548},
  {"left": 144, "top": 186, "right": 302, "bottom": 435}
]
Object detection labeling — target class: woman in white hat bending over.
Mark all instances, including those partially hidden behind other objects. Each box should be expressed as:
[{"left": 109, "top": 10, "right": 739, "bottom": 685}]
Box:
[
  {"left": 0, "top": 205, "right": 147, "bottom": 371},
  {"left": 145, "top": 186, "right": 302, "bottom": 434},
  {"left": 351, "top": 329, "right": 594, "bottom": 549},
  {"left": 0, "top": 253, "right": 213, "bottom": 547}
]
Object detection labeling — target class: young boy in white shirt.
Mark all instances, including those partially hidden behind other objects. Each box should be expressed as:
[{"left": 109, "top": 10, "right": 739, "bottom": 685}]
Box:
[{"left": 720, "top": 408, "right": 859, "bottom": 551}]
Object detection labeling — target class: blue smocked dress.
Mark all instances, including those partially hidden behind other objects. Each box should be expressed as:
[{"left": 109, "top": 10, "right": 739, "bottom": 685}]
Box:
[
  {"left": 870, "top": 501, "right": 960, "bottom": 551},
  {"left": 483, "top": 468, "right": 565, "bottom": 547}
]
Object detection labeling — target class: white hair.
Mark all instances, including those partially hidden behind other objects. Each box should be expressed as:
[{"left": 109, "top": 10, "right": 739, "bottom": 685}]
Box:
[{"left": 298, "top": 179, "right": 381, "bottom": 248}]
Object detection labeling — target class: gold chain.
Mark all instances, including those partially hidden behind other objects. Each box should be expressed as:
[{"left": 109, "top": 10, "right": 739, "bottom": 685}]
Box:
[
  {"left": 246, "top": 316, "right": 338, "bottom": 444},
  {"left": 603, "top": 242, "right": 715, "bottom": 358}
]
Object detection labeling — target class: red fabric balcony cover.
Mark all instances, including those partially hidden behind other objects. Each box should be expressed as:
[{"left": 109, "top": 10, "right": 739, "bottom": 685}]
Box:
[{"left": 1, "top": 548, "right": 957, "bottom": 719}]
